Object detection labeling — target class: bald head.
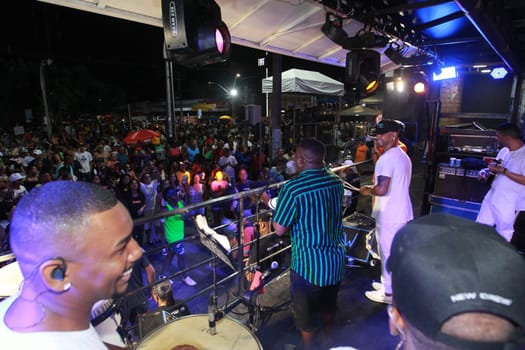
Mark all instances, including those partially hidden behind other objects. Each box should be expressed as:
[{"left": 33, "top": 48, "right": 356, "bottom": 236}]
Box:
[{"left": 10, "top": 181, "right": 119, "bottom": 272}]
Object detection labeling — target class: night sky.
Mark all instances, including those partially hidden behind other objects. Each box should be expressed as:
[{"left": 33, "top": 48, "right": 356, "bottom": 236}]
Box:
[{"left": 2, "top": 0, "right": 345, "bottom": 125}]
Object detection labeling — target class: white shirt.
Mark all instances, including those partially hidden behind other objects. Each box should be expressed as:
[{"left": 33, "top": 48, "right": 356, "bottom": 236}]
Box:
[
  {"left": 0, "top": 296, "right": 108, "bottom": 350},
  {"left": 74, "top": 151, "right": 93, "bottom": 174},
  {"left": 485, "top": 145, "right": 525, "bottom": 210},
  {"left": 372, "top": 146, "right": 414, "bottom": 224}
]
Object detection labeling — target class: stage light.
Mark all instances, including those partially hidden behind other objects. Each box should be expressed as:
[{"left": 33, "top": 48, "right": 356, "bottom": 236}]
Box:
[
  {"left": 490, "top": 67, "right": 508, "bottom": 80},
  {"left": 384, "top": 43, "right": 404, "bottom": 65},
  {"left": 345, "top": 50, "right": 381, "bottom": 96},
  {"left": 432, "top": 66, "right": 457, "bottom": 81},
  {"left": 321, "top": 12, "right": 348, "bottom": 46},
  {"left": 162, "top": 0, "right": 231, "bottom": 68},
  {"left": 342, "top": 31, "right": 389, "bottom": 50},
  {"left": 413, "top": 82, "right": 426, "bottom": 94}
]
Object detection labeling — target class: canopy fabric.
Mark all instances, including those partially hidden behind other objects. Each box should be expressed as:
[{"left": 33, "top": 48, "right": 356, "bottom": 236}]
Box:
[{"left": 262, "top": 69, "right": 345, "bottom": 96}]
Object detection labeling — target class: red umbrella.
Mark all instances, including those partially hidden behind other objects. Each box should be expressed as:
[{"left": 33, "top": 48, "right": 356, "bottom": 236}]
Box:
[{"left": 123, "top": 129, "right": 161, "bottom": 145}]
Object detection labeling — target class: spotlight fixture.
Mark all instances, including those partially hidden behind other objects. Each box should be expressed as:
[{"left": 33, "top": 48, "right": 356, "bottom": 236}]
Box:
[
  {"left": 321, "top": 12, "right": 348, "bottom": 46},
  {"left": 345, "top": 50, "right": 381, "bottom": 96},
  {"left": 342, "top": 31, "right": 389, "bottom": 50},
  {"left": 384, "top": 43, "right": 404, "bottom": 65},
  {"left": 162, "top": 0, "right": 231, "bottom": 68}
]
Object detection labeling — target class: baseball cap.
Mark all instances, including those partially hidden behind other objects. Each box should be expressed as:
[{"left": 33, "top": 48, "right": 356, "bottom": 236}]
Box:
[
  {"left": 388, "top": 214, "right": 525, "bottom": 348},
  {"left": 9, "top": 172, "right": 26, "bottom": 183},
  {"left": 375, "top": 119, "right": 405, "bottom": 135}
]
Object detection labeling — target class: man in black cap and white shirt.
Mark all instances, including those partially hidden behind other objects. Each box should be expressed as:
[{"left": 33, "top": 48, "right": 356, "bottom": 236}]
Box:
[
  {"left": 360, "top": 119, "right": 413, "bottom": 304},
  {"left": 387, "top": 213, "right": 525, "bottom": 350}
]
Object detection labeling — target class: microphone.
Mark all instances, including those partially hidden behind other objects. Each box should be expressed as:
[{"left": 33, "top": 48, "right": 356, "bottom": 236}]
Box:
[
  {"left": 260, "top": 261, "right": 279, "bottom": 282},
  {"left": 249, "top": 261, "right": 279, "bottom": 292},
  {"left": 208, "top": 294, "right": 217, "bottom": 335}
]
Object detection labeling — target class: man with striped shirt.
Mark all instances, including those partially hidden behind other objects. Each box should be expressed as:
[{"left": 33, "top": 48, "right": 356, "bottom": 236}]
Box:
[{"left": 273, "top": 138, "right": 346, "bottom": 350}]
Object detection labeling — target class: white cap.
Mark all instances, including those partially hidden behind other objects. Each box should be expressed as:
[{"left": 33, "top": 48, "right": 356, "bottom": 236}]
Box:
[{"left": 9, "top": 172, "right": 26, "bottom": 182}]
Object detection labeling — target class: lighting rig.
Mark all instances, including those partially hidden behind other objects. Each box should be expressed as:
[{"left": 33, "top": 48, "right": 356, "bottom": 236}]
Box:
[{"left": 162, "top": 0, "right": 231, "bottom": 68}]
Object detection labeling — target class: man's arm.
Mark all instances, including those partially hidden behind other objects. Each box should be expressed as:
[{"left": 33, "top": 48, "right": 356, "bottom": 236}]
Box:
[
  {"left": 145, "top": 263, "right": 156, "bottom": 285},
  {"left": 492, "top": 164, "right": 525, "bottom": 185},
  {"left": 360, "top": 175, "right": 391, "bottom": 197},
  {"left": 273, "top": 221, "right": 289, "bottom": 237}
]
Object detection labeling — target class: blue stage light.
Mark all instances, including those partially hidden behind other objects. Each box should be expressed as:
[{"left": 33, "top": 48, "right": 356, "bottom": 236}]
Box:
[
  {"left": 432, "top": 66, "right": 457, "bottom": 81},
  {"left": 490, "top": 67, "right": 508, "bottom": 80}
]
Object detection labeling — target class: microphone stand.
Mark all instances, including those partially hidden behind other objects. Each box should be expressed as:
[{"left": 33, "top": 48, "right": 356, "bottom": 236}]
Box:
[{"left": 208, "top": 256, "right": 218, "bottom": 335}]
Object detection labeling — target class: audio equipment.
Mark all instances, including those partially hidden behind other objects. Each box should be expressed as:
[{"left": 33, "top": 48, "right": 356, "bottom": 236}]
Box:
[{"left": 51, "top": 257, "right": 67, "bottom": 280}]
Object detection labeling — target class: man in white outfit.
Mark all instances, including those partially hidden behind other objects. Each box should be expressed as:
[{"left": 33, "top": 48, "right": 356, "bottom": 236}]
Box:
[
  {"left": 476, "top": 123, "right": 525, "bottom": 241},
  {"left": 360, "top": 119, "right": 413, "bottom": 304}
]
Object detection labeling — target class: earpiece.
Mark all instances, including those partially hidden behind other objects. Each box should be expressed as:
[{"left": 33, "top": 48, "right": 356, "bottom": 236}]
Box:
[
  {"left": 50, "top": 257, "right": 67, "bottom": 281},
  {"left": 51, "top": 266, "right": 65, "bottom": 280}
]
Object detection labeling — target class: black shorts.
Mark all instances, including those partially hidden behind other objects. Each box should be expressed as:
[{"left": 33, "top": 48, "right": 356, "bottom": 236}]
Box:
[{"left": 290, "top": 270, "right": 341, "bottom": 332}]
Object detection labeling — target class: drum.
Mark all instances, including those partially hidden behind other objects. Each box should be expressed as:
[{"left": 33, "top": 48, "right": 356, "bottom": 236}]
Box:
[
  {"left": 90, "top": 299, "right": 126, "bottom": 347},
  {"left": 136, "top": 314, "right": 263, "bottom": 350},
  {"left": 0, "top": 260, "right": 23, "bottom": 298}
]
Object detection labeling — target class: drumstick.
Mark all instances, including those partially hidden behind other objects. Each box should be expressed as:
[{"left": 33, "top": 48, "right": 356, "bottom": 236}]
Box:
[{"left": 343, "top": 181, "right": 363, "bottom": 192}]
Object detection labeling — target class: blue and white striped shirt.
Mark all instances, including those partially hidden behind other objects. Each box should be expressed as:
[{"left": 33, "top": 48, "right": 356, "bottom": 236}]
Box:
[{"left": 274, "top": 167, "right": 345, "bottom": 286}]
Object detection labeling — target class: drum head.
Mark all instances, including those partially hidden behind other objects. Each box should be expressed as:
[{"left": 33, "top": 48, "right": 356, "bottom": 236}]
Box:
[
  {"left": 136, "top": 314, "right": 262, "bottom": 350},
  {"left": 0, "top": 261, "right": 23, "bottom": 297}
]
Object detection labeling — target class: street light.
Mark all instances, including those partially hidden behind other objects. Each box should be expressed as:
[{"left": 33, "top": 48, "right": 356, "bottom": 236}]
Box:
[{"left": 208, "top": 75, "right": 241, "bottom": 118}]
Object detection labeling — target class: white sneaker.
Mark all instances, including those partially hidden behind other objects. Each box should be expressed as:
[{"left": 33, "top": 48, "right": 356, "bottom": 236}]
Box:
[
  {"left": 371, "top": 281, "right": 384, "bottom": 292},
  {"left": 365, "top": 290, "right": 392, "bottom": 304},
  {"left": 183, "top": 276, "right": 197, "bottom": 286}
]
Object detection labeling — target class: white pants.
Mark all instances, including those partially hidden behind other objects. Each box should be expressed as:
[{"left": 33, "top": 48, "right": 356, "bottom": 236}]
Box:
[
  {"left": 476, "top": 194, "right": 517, "bottom": 241},
  {"left": 375, "top": 221, "right": 407, "bottom": 295}
]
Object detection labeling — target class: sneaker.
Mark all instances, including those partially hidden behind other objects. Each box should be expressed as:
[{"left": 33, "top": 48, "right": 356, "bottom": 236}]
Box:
[
  {"left": 158, "top": 275, "right": 173, "bottom": 284},
  {"left": 371, "top": 281, "right": 384, "bottom": 292},
  {"left": 183, "top": 276, "right": 197, "bottom": 286},
  {"left": 365, "top": 290, "right": 392, "bottom": 304}
]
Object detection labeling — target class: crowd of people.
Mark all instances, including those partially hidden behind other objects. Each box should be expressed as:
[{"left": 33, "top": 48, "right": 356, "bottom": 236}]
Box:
[{"left": 0, "top": 117, "right": 300, "bottom": 257}]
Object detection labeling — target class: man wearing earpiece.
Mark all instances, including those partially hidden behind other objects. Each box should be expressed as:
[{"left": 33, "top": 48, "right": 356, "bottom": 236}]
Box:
[
  {"left": 386, "top": 214, "right": 525, "bottom": 350},
  {"left": 0, "top": 181, "right": 143, "bottom": 349}
]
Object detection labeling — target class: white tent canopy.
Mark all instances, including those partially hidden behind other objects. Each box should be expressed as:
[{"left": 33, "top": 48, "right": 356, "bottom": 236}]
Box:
[{"left": 262, "top": 68, "right": 345, "bottom": 96}]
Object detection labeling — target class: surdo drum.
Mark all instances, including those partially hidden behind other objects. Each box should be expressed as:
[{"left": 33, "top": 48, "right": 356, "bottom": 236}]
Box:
[{"left": 135, "top": 314, "right": 262, "bottom": 350}]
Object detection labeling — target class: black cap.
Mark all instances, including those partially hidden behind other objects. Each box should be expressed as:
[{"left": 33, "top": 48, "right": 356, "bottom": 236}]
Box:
[
  {"left": 375, "top": 119, "right": 405, "bottom": 135},
  {"left": 388, "top": 214, "right": 525, "bottom": 347}
]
